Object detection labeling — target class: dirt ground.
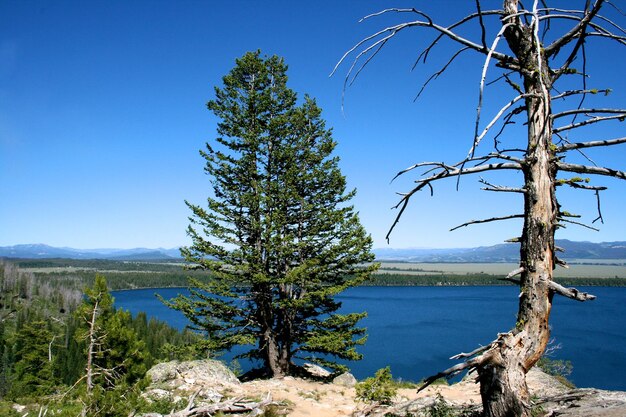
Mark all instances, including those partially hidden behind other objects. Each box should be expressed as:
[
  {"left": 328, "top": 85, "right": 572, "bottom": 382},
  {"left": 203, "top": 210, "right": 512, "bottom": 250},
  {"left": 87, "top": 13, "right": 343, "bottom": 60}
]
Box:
[
  {"left": 240, "top": 376, "right": 482, "bottom": 417},
  {"left": 236, "top": 366, "right": 575, "bottom": 417}
]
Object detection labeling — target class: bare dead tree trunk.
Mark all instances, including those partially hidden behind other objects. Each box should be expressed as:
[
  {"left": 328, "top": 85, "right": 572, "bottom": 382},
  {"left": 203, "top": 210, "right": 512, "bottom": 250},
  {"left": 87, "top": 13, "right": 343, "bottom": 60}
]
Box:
[
  {"left": 336, "top": 1, "right": 623, "bottom": 415},
  {"left": 79, "top": 297, "right": 100, "bottom": 417},
  {"left": 85, "top": 298, "right": 99, "bottom": 393},
  {"left": 474, "top": 6, "right": 556, "bottom": 416}
]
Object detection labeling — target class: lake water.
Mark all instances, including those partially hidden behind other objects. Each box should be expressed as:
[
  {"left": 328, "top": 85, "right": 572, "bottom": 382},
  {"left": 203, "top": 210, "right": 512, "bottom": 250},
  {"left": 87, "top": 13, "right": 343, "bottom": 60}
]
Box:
[{"left": 112, "top": 286, "right": 626, "bottom": 390}]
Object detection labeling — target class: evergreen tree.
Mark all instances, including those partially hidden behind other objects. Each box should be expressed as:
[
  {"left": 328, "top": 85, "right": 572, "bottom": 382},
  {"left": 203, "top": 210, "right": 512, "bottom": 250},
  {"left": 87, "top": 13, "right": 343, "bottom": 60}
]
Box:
[
  {"left": 8, "top": 320, "right": 58, "bottom": 399},
  {"left": 165, "top": 51, "right": 377, "bottom": 377},
  {"left": 74, "top": 275, "right": 152, "bottom": 416}
]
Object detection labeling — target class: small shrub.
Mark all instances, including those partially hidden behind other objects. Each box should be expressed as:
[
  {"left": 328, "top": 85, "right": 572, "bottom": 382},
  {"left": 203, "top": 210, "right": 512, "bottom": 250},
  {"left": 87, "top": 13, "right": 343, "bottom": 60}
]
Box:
[
  {"left": 393, "top": 378, "right": 419, "bottom": 389},
  {"left": 261, "top": 405, "right": 282, "bottom": 417},
  {"left": 536, "top": 357, "right": 575, "bottom": 388},
  {"left": 356, "top": 367, "right": 397, "bottom": 405},
  {"left": 531, "top": 403, "right": 545, "bottom": 417},
  {"left": 0, "top": 401, "right": 22, "bottom": 417},
  {"left": 428, "top": 393, "right": 454, "bottom": 417},
  {"left": 228, "top": 359, "right": 243, "bottom": 377}
]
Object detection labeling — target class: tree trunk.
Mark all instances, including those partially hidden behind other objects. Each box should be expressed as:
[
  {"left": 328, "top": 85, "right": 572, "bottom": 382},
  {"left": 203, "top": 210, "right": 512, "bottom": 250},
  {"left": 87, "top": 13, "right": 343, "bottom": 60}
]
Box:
[
  {"left": 263, "top": 329, "right": 285, "bottom": 378},
  {"left": 479, "top": 8, "right": 557, "bottom": 415},
  {"left": 86, "top": 299, "right": 99, "bottom": 392},
  {"left": 262, "top": 311, "right": 292, "bottom": 377}
]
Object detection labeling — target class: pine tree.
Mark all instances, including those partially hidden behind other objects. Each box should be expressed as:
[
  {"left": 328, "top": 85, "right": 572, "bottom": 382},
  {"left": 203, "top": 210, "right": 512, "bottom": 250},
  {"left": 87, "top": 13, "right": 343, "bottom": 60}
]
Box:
[
  {"left": 75, "top": 275, "right": 152, "bottom": 416},
  {"left": 165, "top": 51, "right": 377, "bottom": 377},
  {"left": 8, "top": 320, "right": 58, "bottom": 399}
]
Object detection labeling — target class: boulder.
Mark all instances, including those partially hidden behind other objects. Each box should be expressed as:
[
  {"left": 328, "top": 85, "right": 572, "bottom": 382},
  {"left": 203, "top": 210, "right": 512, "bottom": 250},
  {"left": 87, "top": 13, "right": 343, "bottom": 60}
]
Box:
[
  {"left": 146, "top": 361, "right": 179, "bottom": 383},
  {"left": 333, "top": 372, "right": 357, "bottom": 387},
  {"left": 538, "top": 388, "right": 626, "bottom": 417},
  {"left": 142, "top": 388, "right": 173, "bottom": 402},
  {"left": 146, "top": 359, "right": 240, "bottom": 391},
  {"left": 527, "top": 366, "right": 570, "bottom": 397}
]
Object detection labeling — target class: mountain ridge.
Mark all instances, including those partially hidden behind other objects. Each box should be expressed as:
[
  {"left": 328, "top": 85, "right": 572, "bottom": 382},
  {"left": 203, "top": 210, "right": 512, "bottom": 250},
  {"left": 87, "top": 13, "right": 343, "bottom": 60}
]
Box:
[
  {"left": 374, "top": 239, "right": 626, "bottom": 262},
  {"left": 1, "top": 240, "right": 625, "bottom": 262},
  {"left": 0, "top": 244, "right": 181, "bottom": 260}
]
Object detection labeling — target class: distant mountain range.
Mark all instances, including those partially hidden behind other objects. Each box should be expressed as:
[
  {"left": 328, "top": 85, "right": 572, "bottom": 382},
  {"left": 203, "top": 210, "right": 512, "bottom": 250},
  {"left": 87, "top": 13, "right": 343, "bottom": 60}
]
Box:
[
  {"left": 373, "top": 240, "right": 626, "bottom": 262},
  {"left": 1, "top": 240, "right": 625, "bottom": 262},
  {"left": 0, "top": 244, "right": 181, "bottom": 261}
]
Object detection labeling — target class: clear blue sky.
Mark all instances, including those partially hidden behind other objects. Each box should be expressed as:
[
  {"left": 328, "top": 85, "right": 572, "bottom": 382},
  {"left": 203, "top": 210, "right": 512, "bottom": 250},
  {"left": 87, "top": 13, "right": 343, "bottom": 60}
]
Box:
[{"left": 1, "top": 1, "right": 624, "bottom": 250}]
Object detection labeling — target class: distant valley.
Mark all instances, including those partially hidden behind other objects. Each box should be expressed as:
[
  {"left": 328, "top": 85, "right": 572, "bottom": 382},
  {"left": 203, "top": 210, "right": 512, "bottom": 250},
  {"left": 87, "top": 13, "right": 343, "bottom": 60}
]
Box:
[{"left": 1, "top": 240, "right": 625, "bottom": 263}]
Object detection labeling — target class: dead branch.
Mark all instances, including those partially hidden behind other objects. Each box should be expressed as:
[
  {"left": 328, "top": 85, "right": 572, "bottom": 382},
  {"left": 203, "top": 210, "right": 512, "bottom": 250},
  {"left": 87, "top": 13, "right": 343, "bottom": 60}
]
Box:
[
  {"left": 538, "top": 15, "right": 626, "bottom": 46},
  {"left": 392, "top": 162, "right": 455, "bottom": 182},
  {"left": 552, "top": 108, "right": 626, "bottom": 119},
  {"left": 414, "top": 47, "right": 470, "bottom": 100},
  {"left": 554, "top": 133, "right": 598, "bottom": 165},
  {"left": 359, "top": 8, "right": 420, "bottom": 21},
  {"left": 553, "top": 114, "right": 626, "bottom": 133},
  {"left": 413, "top": 9, "right": 509, "bottom": 66},
  {"left": 538, "top": 7, "right": 626, "bottom": 34},
  {"left": 555, "top": 257, "right": 569, "bottom": 268},
  {"left": 470, "top": 22, "right": 516, "bottom": 160},
  {"left": 547, "top": 281, "right": 596, "bottom": 301},
  {"left": 450, "top": 214, "right": 524, "bottom": 232},
  {"left": 544, "top": 1, "right": 604, "bottom": 58},
  {"left": 393, "top": 153, "right": 521, "bottom": 182},
  {"left": 332, "top": 9, "right": 517, "bottom": 86},
  {"left": 593, "top": 189, "right": 604, "bottom": 223},
  {"left": 556, "top": 162, "right": 626, "bottom": 180},
  {"left": 475, "top": 0, "right": 488, "bottom": 50},
  {"left": 552, "top": 88, "right": 612, "bottom": 100},
  {"left": 450, "top": 344, "right": 491, "bottom": 360},
  {"left": 553, "top": 19, "right": 589, "bottom": 80},
  {"left": 558, "top": 218, "right": 600, "bottom": 231},
  {"left": 560, "top": 182, "right": 607, "bottom": 191},
  {"left": 416, "top": 355, "right": 486, "bottom": 393},
  {"left": 492, "top": 105, "right": 526, "bottom": 148},
  {"left": 139, "top": 394, "right": 278, "bottom": 417},
  {"left": 473, "top": 94, "right": 535, "bottom": 152},
  {"left": 585, "top": 31, "right": 626, "bottom": 43},
  {"left": 417, "top": 331, "right": 525, "bottom": 393},
  {"left": 507, "top": 267, "right": 525, "bottom": 279},
  {"left": 479, "top": 178, "right": 526, "bottom": 193},
  {"left": 557, "top": 136, "right": 626, "bottom": 152},
  {"left": 386, "top": 162, "right": 522, "bottom": 242}
]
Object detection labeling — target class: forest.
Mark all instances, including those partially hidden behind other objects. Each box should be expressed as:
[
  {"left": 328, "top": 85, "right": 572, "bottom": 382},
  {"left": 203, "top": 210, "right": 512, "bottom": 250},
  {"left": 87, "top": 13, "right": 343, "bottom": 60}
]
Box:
[
  {"left": 8, "top": 257, "right": 626, "bottom": 290},
  {"left": 0, "top": 260, "right": 201, "bottom": 416}
]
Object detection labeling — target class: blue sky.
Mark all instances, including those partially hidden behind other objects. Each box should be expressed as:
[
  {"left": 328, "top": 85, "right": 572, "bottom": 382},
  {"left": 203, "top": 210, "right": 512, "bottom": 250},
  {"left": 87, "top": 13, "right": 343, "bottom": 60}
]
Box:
[{"left": 1, "top": 1, "right": 624, "bottom": 249}]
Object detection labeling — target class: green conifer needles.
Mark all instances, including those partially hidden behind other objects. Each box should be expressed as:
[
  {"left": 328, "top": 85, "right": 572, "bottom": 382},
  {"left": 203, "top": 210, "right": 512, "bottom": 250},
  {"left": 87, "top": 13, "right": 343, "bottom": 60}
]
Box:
[{"left": 165, "top": 51, "right": 377, "bottom": 377}]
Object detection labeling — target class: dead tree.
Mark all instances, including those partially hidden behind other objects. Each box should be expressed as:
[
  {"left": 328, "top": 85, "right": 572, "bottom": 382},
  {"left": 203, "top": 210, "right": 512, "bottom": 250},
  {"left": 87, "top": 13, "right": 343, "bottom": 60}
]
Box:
[{"left": 335, "top": 1, "right": 625, "bottom": 416}]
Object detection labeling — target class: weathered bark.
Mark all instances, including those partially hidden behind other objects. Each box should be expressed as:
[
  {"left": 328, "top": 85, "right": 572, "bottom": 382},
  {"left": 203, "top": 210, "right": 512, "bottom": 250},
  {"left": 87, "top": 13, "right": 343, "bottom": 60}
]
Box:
[{"left": 476, "top": 3, "right": 557, "bottom": 416}]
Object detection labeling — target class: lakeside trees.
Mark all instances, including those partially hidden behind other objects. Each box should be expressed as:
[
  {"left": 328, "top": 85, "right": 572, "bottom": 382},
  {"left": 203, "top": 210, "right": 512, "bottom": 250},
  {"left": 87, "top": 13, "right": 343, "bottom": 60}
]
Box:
[
  {"left": 337, "top": 1, "right": 625, "bottom": 416},
  {"left": 0, "top": 260, "right": 197, "bottom": 414},
  {"left": 164, "top": 51, "right": 377, "bottom": 377}
]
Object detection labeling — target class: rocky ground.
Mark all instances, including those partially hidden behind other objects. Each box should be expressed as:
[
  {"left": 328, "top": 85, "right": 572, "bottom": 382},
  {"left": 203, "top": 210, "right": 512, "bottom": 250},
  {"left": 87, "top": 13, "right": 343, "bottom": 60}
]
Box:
[{"left": 140, "top": 360, "right": 626, "bottom": 417}]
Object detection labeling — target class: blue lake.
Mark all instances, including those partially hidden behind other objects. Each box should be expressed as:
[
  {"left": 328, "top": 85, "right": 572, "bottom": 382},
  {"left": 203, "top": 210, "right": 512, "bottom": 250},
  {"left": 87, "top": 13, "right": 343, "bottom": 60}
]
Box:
[{"left": 112, "top": 286, "right": 626, "bottom": 390}]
